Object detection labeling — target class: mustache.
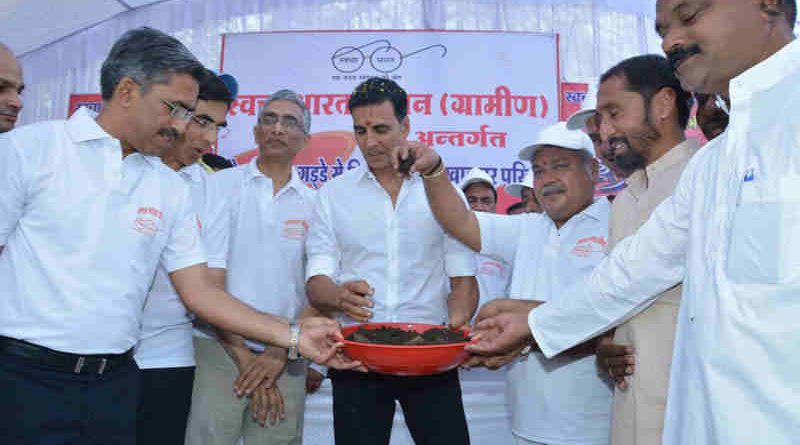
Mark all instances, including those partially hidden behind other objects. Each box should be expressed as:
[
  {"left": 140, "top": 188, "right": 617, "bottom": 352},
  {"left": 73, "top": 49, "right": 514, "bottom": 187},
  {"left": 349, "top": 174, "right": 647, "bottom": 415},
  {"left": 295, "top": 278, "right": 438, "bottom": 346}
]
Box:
[
  {"left": 541, "top": 183, "right": 566, "bottom": 197},
  {"left": 0, "top": 108, "right": 19, "bottom": 118},
  {"left": 666, "top": 43, "right": 701, "bottom": 70},
  {"left": 157, "top": 127, "right": 179, "bottom": 142}
]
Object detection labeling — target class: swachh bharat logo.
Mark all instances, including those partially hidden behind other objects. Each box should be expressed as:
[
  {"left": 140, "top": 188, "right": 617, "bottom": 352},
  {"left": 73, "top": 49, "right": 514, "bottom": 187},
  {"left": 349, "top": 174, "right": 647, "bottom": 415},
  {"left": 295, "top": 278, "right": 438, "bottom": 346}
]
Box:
[{"left": 331, "top": 39, "right": 447, "bottom": 74}]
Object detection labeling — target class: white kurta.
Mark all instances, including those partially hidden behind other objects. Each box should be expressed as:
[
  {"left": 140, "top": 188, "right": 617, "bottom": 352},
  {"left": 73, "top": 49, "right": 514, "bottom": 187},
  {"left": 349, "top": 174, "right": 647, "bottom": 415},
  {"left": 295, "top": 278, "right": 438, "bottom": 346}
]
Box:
[{"left": 530, "top": 39, "right": 800, "bottom": 444}]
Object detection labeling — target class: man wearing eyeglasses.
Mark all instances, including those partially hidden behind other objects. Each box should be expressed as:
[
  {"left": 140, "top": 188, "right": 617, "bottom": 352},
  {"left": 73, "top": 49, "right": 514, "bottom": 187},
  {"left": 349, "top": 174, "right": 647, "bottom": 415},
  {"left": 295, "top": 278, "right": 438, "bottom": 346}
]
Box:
[
  {"left": 186, "top": 89, "right": 320, "bottom": 445},
  {"left": 0, "top": 28, "right": 357, "bottom": 445},
  {"left": 133, "top": 70, "right": 235, "bottom": 445}
]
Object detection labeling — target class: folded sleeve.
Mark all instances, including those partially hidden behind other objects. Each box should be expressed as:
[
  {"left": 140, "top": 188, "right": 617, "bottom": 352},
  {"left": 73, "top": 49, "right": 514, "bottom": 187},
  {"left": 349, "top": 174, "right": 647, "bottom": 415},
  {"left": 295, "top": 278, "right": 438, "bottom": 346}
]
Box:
[
  {"left": 0, "top": 133, "right": 29, "bottom": 246},
  {"left": 161, "top": 182, "right": 207, "bottom": 273},
  {"left": 475, "top": 212, "right": 525, "bottom": 265},
  {"left": 305, "top": 185, "right": 340, "bottom": 281},
  {"left": 201, "top": 171, "right": 233, "bottom": 269}
]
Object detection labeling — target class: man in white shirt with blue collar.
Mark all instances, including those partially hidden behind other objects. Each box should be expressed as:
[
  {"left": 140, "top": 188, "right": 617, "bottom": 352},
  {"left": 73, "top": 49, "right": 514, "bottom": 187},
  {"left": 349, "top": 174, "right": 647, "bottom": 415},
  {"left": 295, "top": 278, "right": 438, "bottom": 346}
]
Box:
[
  {"left": 0, "top": 27, "right": 356, "bottom": 445},
  {"left": 305, "top": 77, "right": 478, "bottom": 445},
  {"left": 398, "top": 122, "right": 613, "bottom": 445},
  {"left": 134, "top": 70, "right": 236, "bottom": 445},
  {"left": 466, "top": 1, "right": 800, "bottom": 444},
  {"left": 186, "top": 89, "right": 320, "bottom": 445}
]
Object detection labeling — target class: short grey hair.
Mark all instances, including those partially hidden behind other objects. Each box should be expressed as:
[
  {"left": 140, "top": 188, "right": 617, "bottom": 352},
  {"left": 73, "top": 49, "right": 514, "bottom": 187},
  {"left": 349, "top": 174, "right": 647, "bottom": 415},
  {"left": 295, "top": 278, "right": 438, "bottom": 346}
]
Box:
[
  {"left": 258, "top": 89, "right": 312, "bottom": 133},
  {"left": 100, "top": 27, "right": 206, "bottom": 100}
]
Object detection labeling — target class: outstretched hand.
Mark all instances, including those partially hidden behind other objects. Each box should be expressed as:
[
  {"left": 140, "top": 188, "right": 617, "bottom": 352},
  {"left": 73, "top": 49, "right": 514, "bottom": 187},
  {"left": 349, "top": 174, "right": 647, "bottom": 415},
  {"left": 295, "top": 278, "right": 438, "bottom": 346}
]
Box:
[
  {"left": 297, "top": 317, "right": 367, "bottom": 371},
  {"left": 467, "top": 311, "right": 534, "bottom": 356}
]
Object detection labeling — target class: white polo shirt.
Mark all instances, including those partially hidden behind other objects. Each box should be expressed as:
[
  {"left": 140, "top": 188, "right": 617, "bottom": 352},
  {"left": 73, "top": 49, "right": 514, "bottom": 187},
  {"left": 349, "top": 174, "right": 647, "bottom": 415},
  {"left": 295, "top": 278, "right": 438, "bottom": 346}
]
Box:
[
  {"left": 305, "top": 165, "right": 476, "bottom": 326},
  {"left": 0, "top": 108, "right": 207, "bottom": 354},
  {"left": 135, "top": 163, "right": 211, "bottom": 369},
  {"left": 477, "top": 199, "right": 612, "bottom": 445},
  {"left": 476, "top": 253, "right": 510, "bottom": 310},
  {"left": 195, "top": 158, "right": 315, "bottom": 352}
]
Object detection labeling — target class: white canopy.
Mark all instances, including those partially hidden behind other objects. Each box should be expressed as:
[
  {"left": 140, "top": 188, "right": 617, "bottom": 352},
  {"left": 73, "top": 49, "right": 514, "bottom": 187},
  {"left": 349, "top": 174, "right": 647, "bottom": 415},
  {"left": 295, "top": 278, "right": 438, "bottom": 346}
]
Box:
[{"left": 3, "top": 0, "right": 665, "bottom": 125}]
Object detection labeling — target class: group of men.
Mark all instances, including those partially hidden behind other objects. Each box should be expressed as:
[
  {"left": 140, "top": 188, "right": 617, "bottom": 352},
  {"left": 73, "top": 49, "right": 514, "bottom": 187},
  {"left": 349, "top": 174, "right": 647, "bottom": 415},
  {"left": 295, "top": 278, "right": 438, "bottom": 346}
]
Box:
[{"left": 1, "top": 1, "right": 798, "bottom": 445}]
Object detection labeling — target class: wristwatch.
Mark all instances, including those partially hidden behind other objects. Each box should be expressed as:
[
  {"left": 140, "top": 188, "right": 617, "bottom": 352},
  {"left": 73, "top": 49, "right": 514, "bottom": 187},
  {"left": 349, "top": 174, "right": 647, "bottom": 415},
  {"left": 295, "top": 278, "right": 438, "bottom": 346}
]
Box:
[{"left": 288, "top": 322, "right": 301, "bottom": 360}]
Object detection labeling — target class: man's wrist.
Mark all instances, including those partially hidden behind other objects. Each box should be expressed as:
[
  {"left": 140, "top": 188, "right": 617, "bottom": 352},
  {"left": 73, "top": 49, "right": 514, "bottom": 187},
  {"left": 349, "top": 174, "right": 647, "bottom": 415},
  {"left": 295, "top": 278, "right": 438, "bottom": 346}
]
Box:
[
  {"left": 422, "top": 156, "right": 444, "bottom": 178},
  {"left": 287, "top": 321, "right": 301, "bottom": 360}
]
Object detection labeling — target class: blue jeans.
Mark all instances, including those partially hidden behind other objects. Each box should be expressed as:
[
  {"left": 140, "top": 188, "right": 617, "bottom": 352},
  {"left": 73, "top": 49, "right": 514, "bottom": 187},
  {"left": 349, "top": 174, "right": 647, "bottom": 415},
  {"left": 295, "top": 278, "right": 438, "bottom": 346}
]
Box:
[{"left": 0, "top": 351, "right": 140, "bottom": 445}]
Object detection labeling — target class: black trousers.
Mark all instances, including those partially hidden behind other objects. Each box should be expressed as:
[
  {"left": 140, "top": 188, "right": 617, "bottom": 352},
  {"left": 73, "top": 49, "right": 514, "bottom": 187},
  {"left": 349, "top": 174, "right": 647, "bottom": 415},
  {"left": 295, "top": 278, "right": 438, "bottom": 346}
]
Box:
[
  {"left": 0, "top": 350, "right": 140, "bottom": 445},
  {"left": 329, "top": 369, "right": 470, "bottom": 445},
  {"left": 136, "top": 366, "right": 195, "bottom": 445}
]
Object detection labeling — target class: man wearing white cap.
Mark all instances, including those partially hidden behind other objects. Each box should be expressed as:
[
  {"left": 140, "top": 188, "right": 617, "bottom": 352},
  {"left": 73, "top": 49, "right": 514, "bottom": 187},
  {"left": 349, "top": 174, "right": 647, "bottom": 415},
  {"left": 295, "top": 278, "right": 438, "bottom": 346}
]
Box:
[
  {"left": 397, "top": 122, "right": 612, "bottom": 445},
  {"left": 457, "top": 167, "right": 514, "bottom": 445},
  {"left": 504, "top": 171, "right": 541, "bottom": 214}
]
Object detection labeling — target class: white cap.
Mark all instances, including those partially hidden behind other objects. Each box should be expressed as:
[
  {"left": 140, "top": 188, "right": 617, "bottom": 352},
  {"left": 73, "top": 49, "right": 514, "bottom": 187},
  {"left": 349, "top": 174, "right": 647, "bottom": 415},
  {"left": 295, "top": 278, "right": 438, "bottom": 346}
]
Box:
[
  {"left": 459, "top": 167, "right": 496, "bottom": 191},
  {"left": 505, "top": 170, "right": 533, "bottom": 198},
  {"left": 517, "top": 121, "right": 594, "bottom": 162},
  {"left": 565, "top": 84, "right": 598, "bottom": 130}
]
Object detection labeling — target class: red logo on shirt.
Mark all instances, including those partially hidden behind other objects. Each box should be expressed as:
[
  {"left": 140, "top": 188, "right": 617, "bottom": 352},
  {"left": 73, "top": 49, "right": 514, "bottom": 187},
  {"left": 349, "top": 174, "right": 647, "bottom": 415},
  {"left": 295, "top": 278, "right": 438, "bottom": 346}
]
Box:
[
  {"left": 282, "top": 219, "right": 309, "bottom": 240},
  {"left": 479, "top": 260, "right": 505, "bottom": 277},
  {"left": 571, "top": 236, "right": 607, "bottom": 258},
  {"left": 133, "top": 207, "right": 163, "bottom": 236}
]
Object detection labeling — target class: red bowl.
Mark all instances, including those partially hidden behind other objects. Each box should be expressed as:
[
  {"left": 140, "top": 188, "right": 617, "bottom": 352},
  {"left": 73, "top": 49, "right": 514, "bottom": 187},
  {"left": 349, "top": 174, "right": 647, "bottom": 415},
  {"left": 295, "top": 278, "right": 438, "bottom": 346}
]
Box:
[{"left": 341, "top": 322, "right": 476, "bottom": 376}]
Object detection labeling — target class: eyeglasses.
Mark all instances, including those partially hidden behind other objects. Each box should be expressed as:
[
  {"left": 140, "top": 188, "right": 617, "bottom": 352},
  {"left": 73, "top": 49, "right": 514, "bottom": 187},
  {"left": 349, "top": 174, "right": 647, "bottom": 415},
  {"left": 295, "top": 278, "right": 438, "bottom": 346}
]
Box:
[
  {"left": 191, "top": 115, "right": 230, "bottom": 138},
  {"left": 161, "top": 100, "right": 194, "bottom": 121},
  {"left": 258, "top": 113, "right": 305, "bottom": 132}
]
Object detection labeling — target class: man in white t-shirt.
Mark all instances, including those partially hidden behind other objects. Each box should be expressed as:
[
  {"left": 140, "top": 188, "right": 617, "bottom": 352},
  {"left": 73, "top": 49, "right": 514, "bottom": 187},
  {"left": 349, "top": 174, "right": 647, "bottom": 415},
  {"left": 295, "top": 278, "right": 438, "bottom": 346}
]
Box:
[
  {"left": 457, "top": 167, "right": 514, "bottom": 445},
  {"left": 134, "top": 70, "right": 236, "bottom": 445},
  {"left": 185, "top": 89, "right": 319, "bottom": 445},
  {"left": 393, "top": 122, "right": 613, "bottom": 445},
  {"left": 0, "top": 27, "right": 356, "bottom": 445}
]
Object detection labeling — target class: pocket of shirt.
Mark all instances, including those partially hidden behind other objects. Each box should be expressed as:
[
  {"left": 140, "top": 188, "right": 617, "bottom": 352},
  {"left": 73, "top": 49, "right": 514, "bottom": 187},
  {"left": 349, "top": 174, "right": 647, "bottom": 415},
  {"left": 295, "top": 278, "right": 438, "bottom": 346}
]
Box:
[{"left": 727, "top": 176, "right": 800, "bottom": 284}]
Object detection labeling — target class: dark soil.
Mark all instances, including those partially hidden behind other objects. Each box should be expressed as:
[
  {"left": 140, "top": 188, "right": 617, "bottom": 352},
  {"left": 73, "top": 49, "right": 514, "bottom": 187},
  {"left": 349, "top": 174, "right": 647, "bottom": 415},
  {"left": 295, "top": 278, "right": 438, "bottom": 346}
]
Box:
[{"left": 347, "top": 326, "right": 470, "bottom": 345}]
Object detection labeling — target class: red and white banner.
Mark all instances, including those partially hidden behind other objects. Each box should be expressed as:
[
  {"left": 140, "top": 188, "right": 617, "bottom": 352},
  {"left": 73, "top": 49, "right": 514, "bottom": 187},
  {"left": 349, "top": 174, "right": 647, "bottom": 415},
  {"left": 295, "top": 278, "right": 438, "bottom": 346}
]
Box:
[{"left": 219, "top": 30, "right": 560, "bottom": 199}]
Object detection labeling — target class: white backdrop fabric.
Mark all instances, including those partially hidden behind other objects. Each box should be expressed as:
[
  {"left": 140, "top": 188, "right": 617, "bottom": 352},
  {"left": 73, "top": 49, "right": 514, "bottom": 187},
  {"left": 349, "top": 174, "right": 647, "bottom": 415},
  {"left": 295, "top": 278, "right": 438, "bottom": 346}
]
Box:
[{"left": 15, "top": 0, "right": 663, "bottom": 127}]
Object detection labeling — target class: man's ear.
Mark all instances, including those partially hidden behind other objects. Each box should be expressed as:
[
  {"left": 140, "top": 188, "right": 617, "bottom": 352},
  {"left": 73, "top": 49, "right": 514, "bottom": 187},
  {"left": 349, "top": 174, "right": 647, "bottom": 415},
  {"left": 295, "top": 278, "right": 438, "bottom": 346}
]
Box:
[
  {"left": 401, "top": 115, "right": 410, "bottom": 139},
  {"left": 649, "top": 87, "right": 678, "bottom": 125},
  {"left": 114, "top": 77, "right": 140, "bottom": 109}
]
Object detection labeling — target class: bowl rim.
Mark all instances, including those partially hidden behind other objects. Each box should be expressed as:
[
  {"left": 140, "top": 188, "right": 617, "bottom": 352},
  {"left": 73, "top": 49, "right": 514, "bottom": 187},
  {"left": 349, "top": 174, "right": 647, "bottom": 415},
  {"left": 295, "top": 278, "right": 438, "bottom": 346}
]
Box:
[{"left": 341, "top": 322, "right": 477, "bottom": 350}]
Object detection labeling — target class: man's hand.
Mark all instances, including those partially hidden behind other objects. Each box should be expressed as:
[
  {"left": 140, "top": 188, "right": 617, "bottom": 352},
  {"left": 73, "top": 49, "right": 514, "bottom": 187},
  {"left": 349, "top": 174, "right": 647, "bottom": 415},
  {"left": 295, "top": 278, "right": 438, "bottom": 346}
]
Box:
[
  {"left": 336, "top": 280, "right": 374, "bottom": 322},
  {"left": 462, "top": 343, "right": 526, "bottom": 370},
  {"left": 467, "top": 311, "right": 535, "bottom": 356},
  {"left": 234, "top": 346, "right": 288, "bottom": 397},
  {"left": 392, "top": 141, "right": 440, "bottom": 177},
  {"left": 475, "top": 298, "right": 539, "bottom": 323},
  {"left": 306, "top": 367, "right": 325, "bottom": 394},
  {"left": 596, "top": 336, "right": 635, "bottom": 390},
  {"left": 250, "top": 384, "right": 285, "bottom": 427},
  {"left": 297, "top": 317, "right": 366, "bottom": 371}
]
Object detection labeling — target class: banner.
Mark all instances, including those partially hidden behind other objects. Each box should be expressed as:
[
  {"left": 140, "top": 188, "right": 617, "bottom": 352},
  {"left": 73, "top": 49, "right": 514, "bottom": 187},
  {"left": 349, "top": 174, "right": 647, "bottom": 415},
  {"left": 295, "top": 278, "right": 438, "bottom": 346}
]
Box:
[
  {"left": 68, "top": 94, "right": 102, "bottom": 116},
  {"left": 559, "top": 82, "right": 588, "bottom": 122},
  {"left": 219, "top": 31, "right": 560, "bottom": 194}
]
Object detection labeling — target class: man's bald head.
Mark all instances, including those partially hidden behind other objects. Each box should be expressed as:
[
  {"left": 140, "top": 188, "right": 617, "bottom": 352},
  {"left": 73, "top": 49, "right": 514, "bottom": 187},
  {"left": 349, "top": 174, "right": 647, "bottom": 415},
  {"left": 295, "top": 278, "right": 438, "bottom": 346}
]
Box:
[{"left": 0, "top": 42, "right": 24, "bottom": 133}]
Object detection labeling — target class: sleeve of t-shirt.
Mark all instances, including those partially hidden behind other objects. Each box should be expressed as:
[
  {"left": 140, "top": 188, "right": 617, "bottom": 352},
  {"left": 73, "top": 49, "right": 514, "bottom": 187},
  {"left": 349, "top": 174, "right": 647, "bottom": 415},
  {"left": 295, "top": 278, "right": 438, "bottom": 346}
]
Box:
[
  {"left": 305, "top": 185, "right": 340, "bottom": 281},
  {"left": 0, "top": 132, "right": 29, "bottom": 246},
  {"left": 475, "top": 212, "right": 525, "bottom": 264},
  {"left": 202, "top": 171, "right": 232, "bottom": 269},
  {"left": 161, "top": 182, "right": 207, "bottom": 273}
]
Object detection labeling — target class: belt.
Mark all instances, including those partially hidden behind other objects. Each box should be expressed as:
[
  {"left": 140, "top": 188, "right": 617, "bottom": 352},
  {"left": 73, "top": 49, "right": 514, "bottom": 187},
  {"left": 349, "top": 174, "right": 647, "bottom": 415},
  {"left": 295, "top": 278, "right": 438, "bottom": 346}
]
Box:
[{"left": 0, "top": 336, "right": 134, "bottom": 375}]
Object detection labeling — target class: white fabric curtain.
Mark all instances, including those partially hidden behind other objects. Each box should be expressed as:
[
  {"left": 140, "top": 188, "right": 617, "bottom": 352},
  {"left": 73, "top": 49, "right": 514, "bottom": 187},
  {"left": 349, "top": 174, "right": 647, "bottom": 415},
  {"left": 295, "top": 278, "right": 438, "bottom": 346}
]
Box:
[{"left": 17, "top": 0, "right": 662, "bottom": 126}]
